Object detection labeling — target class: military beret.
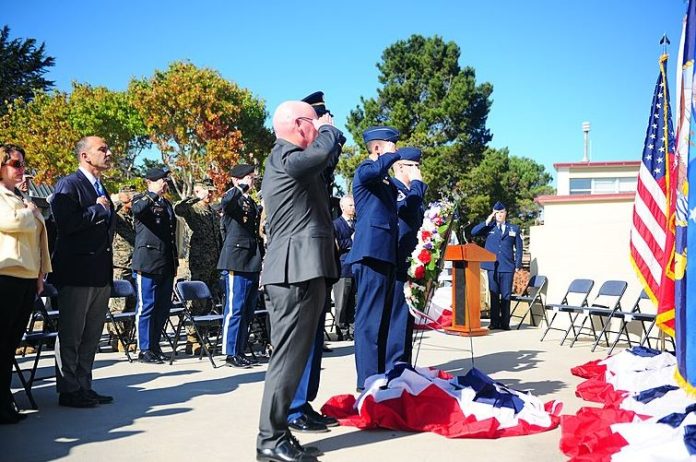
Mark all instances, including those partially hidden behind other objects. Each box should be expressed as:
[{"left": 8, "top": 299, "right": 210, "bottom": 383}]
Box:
[
  {"left": 362, "top": 126, "right": 400, "bottom": 144},
  {"left": 230, "top": 164, "right": 255, "bottom": 179},
  {"left": 144, "top": 166, "right": 170, "bottom": 181},
  {"left": 493, "top": 201, "right": 506, "bottom": 211},
  {"left": 302, "top": 91, "right": 332, "bottom": 117},
  {"left": 396, "top": 147, "right": 422, "bottom": 163}
]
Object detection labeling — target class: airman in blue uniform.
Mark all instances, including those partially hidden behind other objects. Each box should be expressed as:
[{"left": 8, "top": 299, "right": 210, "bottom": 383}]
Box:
[
  {"left": 346, "top": 126, "right": 401, "bottom": 389},
  {"left": 470, "top": 202, "right": 523, "bottom": 330},
  {"left": 386, "top": 147, "right": 427, "bottom": 368}
]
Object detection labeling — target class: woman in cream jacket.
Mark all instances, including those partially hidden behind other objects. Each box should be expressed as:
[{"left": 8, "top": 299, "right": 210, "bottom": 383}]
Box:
[{"left": 0, "top": 144, "right": 51, "bottom": 424}]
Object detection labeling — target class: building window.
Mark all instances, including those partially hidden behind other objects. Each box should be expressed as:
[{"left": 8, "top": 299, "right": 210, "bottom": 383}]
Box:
[
  {"left": 569, "top": 176, "right": 637, "bottom": 195},
  {"left": 569, "top": 178, "right": 591, "bottom": 195}
]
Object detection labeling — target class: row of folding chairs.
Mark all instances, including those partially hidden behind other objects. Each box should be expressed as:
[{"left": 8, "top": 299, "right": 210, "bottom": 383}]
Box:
[{"left": 508, "top": 275, "right": 674, "bottom": 354}]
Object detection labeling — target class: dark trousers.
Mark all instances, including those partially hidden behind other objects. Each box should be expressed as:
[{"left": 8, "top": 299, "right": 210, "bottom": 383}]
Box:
[
  {"left": 352, "top": 259, "right": 395, "bottom": 388},
  {"left": 0, "top": 276, "right": 36, "bottom": 407},
  {"left": 221, "top": 270, "right": 259, "bottom": 356},
  {"left": 55, "top": 285, "right": 111, "bottom": 393},
  {"left": 487, "top": 270, "right": 514, "bottom": 329},
  {"left": 386, "top": 276, "right": 414, "bottom": 369},
  {"left": 257, "top": 278, "right": 326, "bottom": 450},
  {"left": 288, "top": 292, "right": 330, "bottom": 421},
  {"left": 134, "top": 272, "right": 173, "bottom": 352},
  {"left": 333, "top": 276, "right": 355, "bottom": 329}
]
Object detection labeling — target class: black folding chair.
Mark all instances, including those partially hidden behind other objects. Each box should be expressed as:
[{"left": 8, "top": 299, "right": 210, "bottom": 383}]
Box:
[
  {"left": 510, "top": 275, "right": 547, "bottom": 329},
  {"left": 105, "top": 279, "right": 137, "bottom": 362},
  {"left": 564, "top": 280, "right": 628, "bottom": 348},
  {"left": 247, "top": 287, "right": 272, "bottom": 359},
  {"left": 540, "top": 279, "right": 594, "bottom": 342},
  {"left": 169, "top": 280, "right": 223, "bottom": 367},
  {"left": 604, "top": 291, "right": 675, "bottom": 354},
  {"left": 12, "top": 284, "right": 60, "bottom": 409}
]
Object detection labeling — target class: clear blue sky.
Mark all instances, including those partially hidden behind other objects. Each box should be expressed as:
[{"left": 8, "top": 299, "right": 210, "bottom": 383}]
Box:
[{"left": 3, "top": 0, "right": 690, "bottom": 181}]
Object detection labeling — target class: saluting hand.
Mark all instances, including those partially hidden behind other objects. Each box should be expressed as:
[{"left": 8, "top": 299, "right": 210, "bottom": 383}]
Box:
[
  {"left": 486, "top": 210, "right": 496, "bottom": 225},
  {"left": 409, "top": 165, "right": 423, "bottom": 182},
  {"left": 313, "top": 113, "right": 334, "bottom": 130}
]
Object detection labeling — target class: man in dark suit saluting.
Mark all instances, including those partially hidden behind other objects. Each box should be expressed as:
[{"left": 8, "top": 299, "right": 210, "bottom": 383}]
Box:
[
  {"left": 51, "top": 136, "right": 115, "bottom": 408},
  {"left": 256, "top": 101, "right": 343, "bottom": 462}
]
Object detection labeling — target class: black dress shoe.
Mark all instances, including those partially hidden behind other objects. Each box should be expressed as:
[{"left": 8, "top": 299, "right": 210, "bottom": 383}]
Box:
[
  {"left": 256, "top": 439, "right": 318, "bottom": 462},
  {"left": 152, "top": 348, "right": 169, "bottom": 362},
  {"left": 286, "top": 433, "right": 323, "bottom": 456},
  {"left": 84, "top": 389, "right": 114, "bottom": 404},
  {"left": 59, "top": 390, "right": 98, "bottom": 408},
  {"left": 287, "top": 413, "right": 329, "bottom": 433},
  {"left": 307, "top": 408, "right": 338, "bottom": 427},
  {"left": 138, "top": 350, "right": 164, "bottom": 364},
  {"left": 244, "top": 354, "right": 260, "bottom": 366},
  {"left": 225, "top": 355, "right": 252, "bottom": 369}
]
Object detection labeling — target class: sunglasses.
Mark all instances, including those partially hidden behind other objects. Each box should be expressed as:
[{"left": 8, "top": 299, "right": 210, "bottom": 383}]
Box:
[{"left": 4, "top": 159, "right": 26, "bottom": 169}]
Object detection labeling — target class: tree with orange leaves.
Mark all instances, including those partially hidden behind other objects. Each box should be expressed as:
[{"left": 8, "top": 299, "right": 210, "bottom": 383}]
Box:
[{"left": 128, "top": 61, "right": 273, "bottom": 197}]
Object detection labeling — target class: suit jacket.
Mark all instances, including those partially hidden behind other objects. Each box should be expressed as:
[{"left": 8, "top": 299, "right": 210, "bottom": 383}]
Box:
[
  {"left": 470, "top": 221, "right": 523, "bottom": 272},
  {"left": 345, "top": 151, "right": 401, "bottom": 266},
  {"left": 49, "top": 170, "right": 115, "bottom": 287},
  {"left": 131, "top": 191, "right": 178, "bottom": 275},
  {"left": 333, "top": 216, "right": 354, "bottom": 278},
  {"left": 217, "top": 186, "right": 262, "bottom": 272},
  {"left": 393, "top": 178, "right": 427, "bottom": 278},
  {"left": 260, "top": 125, "right": 343, "bottom": 285}
]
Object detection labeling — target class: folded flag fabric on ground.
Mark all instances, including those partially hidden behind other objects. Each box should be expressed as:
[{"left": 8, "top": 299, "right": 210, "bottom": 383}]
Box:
[
  {"left": 561, "top": 347, "right": 696, "bottom": 461},
  {"left": 321, "top": 363, "right": 561, "bottom": 439}
]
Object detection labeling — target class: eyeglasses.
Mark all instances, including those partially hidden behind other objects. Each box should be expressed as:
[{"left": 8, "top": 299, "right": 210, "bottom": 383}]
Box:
[
  {"left": 401, "top": 163, "right": 419, "bottom": 168},
  {"left": 4, "top": 159, "right": 26, "bottom": 169},
  {"left": 297, "top": 117, "right": 316, "bottom": 125}
]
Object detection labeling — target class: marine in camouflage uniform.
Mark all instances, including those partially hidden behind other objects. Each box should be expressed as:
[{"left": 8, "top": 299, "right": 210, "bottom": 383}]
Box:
[
  {"left": 108, "top": 188, "right": 137, "bottom": 348},
  {"left": 174, "top": 180, "right": 222, "bottom": 347}
]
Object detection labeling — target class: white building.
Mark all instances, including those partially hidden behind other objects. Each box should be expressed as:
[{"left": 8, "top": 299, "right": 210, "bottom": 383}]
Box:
[{"left": 529, "top": 160, "right": 648, "bottom": 312}]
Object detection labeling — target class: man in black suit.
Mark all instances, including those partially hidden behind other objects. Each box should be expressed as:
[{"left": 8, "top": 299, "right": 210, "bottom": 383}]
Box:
[
  {"left": 256, "top": 101, "right": 343, "bottom": 462},
  {"left": 50, "top": 136, "right": 115, "bottom": 408},
  {"left": 217, "top": 163, "right": 262, "bottom": 368},
  {"left": 131, "top": 167, "right": 178, "bottom": 364}
]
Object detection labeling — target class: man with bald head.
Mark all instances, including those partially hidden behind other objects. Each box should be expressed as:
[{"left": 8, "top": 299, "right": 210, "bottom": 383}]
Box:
[
  {"left": 256, "top": 101, "right": 343, "bottom": 462},
  {"left": 50, "top": 136, "right": 116, "bottom": 408}
]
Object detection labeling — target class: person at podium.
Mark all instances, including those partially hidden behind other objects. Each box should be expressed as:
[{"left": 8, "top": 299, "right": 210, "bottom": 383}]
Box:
[{"left": 470, "top": 201, "right": 522, "bottom": 330}]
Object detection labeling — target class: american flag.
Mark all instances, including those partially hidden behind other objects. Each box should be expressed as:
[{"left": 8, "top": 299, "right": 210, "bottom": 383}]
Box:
[{"left": 629, "top": 54, "right": 677, "bottom": 315}]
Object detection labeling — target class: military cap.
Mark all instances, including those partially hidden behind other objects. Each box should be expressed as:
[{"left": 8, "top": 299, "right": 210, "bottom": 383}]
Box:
[
  {"left": 302, "top": 91, "right": 333, "bottom": 117},
  {"left": 362, "top": 126, "right": 400, "bottom": 144},
  {"left": 144, "top": 166, "right": 170, "bottom": 181},
  {"left": 230, "top": 164, "right": 255, "bottom": 179},
  {"left": 396, "top": 147, "right": 422, "bottom": 163},
  {"left": 194, "top": 178, "right": 215, "bottom": 190},
  {"left": 493, "top": 201, "right": 506, "bottom": 211}
]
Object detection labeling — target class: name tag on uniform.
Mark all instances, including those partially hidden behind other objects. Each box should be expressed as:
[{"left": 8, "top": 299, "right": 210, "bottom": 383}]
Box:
[{"left": 509, "top": 231, "right": 517, "bottom": 237}]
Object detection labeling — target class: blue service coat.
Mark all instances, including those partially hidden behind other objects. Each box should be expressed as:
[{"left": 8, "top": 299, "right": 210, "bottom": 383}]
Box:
[
  {"left": 346, "top": 152, "right": 401, "bottom": 265},
  {"left": 333, "top": 216, "right": 355, "bottom": 278},
  {"left": 470, "top": 221, "right": 523, "bottom": 272},
  {"left": 393, "top": 178, "right": 427, "bottom": 277}
]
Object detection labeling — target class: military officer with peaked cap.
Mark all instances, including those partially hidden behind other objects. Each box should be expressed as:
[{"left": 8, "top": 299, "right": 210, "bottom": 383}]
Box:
[
  {"left": 217, "top": 163, "right": 263, "bottom": 368},
  {"left": 386, "top": 147, "right": 427, "bottom": 369},
  {"left": 346, "top": 125, "right": 401, "bottom": 390},
  {"left": 132, "top": 166, "right": 178, "bottom": 364},
  {"left": 471, "top": 201, "right": 523, "bottom": 330}
]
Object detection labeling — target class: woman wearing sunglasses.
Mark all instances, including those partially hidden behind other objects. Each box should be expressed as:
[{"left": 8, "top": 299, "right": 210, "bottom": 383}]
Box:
[{"left": 0, "top": 144, "right": 51, "bottom": 424}]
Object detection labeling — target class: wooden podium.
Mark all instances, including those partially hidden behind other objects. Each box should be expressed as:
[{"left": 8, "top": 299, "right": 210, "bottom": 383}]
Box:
[{"left": 443, "top": 243, "right": 496, "bottom": 336}]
